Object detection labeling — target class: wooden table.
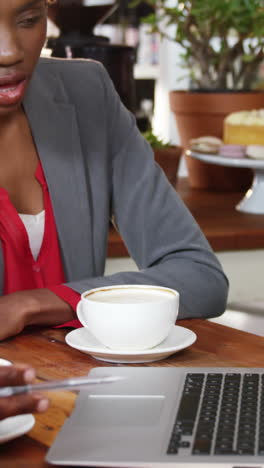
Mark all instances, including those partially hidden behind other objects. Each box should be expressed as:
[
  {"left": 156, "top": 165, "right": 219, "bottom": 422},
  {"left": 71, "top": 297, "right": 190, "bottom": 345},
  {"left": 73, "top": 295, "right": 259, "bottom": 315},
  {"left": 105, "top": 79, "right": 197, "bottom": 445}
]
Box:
[
  {"left": 0, "top": 320, "right": 264, "bottom": 467},
  {"left": 107, "top": 178, "right": 264, "bottom": 256}
]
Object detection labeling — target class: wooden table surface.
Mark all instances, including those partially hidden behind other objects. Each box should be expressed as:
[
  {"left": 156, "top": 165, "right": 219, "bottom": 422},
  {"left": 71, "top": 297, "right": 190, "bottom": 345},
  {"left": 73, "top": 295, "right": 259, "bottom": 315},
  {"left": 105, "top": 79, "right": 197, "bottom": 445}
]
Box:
[
  {"left": 107, "top": 178, "right": 264, "bottom": 256},
  {"left": 0, "top": 320, "right": 264, "bottom": 467}
]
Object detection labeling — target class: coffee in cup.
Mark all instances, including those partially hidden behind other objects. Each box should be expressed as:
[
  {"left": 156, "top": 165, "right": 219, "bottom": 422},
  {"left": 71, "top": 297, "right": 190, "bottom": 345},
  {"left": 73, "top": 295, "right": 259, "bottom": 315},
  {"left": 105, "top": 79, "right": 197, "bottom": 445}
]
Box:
[{"left": 77, "top": 285, "right": 179, "bottom": 350}]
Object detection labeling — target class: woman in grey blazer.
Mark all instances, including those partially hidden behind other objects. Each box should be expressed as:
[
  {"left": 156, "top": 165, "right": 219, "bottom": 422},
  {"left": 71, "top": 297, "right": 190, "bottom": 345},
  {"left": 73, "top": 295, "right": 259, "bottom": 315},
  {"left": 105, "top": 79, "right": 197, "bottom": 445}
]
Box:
[{"left": 0, "top": 0, "right": 228, "bottom": 341}]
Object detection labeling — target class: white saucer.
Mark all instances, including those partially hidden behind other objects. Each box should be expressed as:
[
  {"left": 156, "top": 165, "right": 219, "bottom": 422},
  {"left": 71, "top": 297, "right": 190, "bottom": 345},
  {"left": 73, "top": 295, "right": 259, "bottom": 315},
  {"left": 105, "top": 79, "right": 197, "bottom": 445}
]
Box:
[
  {"left": 0, "top": 414, "right": 35, "bottom": 444},
  {"left": 0, "top": 358, "right": 11, "bottom": 366},
  {"left": 65, "top": 325, "right": 197, "bottom": 363}
]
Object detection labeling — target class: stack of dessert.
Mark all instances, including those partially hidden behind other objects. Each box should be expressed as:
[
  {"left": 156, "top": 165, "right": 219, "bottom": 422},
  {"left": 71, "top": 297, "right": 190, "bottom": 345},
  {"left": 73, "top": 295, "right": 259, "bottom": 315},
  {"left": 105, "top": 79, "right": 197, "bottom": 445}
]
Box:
[{"left": 190, "top": 109, "right": 264, "bottom": 160}]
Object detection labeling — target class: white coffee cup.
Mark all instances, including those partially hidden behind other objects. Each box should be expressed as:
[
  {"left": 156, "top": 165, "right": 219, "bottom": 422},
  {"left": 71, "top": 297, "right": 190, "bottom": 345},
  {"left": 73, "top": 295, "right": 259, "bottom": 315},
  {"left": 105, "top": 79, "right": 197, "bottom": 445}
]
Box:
[{"left": 77, "top": 285, "right": 179, "bottom": 350}]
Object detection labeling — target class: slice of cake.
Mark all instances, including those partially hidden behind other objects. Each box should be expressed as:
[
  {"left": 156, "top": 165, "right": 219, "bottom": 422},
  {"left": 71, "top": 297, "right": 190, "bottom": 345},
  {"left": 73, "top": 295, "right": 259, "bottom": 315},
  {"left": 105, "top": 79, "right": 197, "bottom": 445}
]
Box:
[{"left": 224, "top": 109, "right": 264, "bottom": 145}]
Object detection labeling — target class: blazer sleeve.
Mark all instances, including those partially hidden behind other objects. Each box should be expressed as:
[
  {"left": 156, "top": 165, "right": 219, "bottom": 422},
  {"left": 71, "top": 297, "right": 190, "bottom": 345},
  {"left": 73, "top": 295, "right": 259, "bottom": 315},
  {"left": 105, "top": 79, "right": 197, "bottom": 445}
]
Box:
[{"left": 63, "top": 63, "right": 229, "bottom": 320}]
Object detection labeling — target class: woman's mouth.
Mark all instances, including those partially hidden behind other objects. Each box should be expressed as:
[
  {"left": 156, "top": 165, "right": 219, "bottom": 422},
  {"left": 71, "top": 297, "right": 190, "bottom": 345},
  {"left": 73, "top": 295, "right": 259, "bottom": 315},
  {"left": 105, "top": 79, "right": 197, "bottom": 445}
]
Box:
[{"left": 0, "top": 77, "right": 28, "bottom": 106}]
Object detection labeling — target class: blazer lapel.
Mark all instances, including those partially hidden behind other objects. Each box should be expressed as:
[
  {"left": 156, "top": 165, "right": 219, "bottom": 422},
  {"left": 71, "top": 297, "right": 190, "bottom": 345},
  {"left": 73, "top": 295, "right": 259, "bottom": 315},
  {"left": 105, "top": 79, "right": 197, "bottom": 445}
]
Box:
[{"left": 23, "top": 64, "right": 95, "bottom": 282}]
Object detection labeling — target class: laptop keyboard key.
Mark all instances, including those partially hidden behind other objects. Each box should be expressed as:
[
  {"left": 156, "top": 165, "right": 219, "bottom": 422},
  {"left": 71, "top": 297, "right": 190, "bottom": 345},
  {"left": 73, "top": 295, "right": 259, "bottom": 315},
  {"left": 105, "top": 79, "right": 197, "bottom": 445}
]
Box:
[{"left": 192, "top": 438, "right": 211, "bottom": 454}]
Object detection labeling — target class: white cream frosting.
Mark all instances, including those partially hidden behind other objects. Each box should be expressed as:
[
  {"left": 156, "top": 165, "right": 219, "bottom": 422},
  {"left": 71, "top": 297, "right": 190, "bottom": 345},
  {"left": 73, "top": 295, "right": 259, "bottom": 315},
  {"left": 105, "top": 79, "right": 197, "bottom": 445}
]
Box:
[
  {"left": 246, "top": 145, "right": 264, "bottom": 159},
  {"left": 225, "top": 109, "right": 264, "bottom": 126}
]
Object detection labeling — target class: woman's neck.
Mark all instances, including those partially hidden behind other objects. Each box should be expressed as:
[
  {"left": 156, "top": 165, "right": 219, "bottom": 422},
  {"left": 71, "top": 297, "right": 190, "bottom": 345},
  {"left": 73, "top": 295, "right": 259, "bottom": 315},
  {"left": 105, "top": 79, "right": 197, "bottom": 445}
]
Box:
[{"left": 0, "top": 105, "right": 25, "bottom": 138}]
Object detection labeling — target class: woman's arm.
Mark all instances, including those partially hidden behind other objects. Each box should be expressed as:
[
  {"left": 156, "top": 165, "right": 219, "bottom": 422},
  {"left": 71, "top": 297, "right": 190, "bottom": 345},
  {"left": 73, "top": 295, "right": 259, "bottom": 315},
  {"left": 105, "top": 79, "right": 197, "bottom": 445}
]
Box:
[
  {"left": 60, "top": 62, "right": 229, "bottom": 321},
  {"left": 0, "top": 289, "right": 74, "bottom": 341}
]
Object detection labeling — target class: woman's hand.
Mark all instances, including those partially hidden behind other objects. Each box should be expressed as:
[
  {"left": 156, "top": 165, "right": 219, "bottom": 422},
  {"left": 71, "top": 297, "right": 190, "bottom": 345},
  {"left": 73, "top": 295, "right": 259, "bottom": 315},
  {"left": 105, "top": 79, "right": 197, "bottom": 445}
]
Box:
[
  {"left": 0, "top": 289, "right": 75, "bottom": 341},
  {"left": 0, "top": 364, "right": 49, "bottom": 421},
  {"left": 0, "top": 292, "right": 33, "bottom": 341}
]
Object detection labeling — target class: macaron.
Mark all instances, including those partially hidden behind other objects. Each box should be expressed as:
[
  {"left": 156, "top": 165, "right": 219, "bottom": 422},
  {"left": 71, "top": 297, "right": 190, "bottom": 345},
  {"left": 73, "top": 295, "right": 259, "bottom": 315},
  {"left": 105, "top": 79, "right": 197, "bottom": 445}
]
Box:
[
  {"left": 246, "top": 145, "right": 264, "bottom": 160},
  {"left": 190, "top": 136, "right": 223, "bottom": 154},
  {"left": 219, "top": 144, "right": 246, "bottom": 158}
]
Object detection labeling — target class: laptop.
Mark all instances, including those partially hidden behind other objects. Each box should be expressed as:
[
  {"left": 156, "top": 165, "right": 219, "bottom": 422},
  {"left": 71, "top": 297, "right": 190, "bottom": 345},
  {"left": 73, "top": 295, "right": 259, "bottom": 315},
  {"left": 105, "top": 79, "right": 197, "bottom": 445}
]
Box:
[{"left": 46, "top": 366, "right": 264, "bottom": 467}]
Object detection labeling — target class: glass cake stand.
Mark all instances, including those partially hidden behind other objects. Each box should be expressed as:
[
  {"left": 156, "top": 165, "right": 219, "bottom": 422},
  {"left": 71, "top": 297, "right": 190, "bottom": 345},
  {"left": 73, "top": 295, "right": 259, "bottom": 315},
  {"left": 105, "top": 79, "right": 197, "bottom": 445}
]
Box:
[{"left": 187, "top": 150, "right": 264, "bottom": 214}]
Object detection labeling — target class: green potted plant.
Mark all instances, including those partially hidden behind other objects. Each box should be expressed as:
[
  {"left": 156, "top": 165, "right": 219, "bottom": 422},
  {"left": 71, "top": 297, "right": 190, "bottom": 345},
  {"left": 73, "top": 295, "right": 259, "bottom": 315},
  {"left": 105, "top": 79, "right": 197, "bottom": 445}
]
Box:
[
  {"left": 143, "top": 130, "right": 182, "bottom": 187},
  {"left": 132, "top": 0, "right": 264, "bottom": 190}
]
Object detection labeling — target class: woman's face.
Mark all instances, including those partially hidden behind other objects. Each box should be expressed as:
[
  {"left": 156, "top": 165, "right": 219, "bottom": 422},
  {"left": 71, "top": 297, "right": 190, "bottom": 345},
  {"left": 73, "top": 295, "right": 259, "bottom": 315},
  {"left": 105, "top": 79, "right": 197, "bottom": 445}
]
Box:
[{"left": 0, "top": 0, "right": 47, "bottom": 117}]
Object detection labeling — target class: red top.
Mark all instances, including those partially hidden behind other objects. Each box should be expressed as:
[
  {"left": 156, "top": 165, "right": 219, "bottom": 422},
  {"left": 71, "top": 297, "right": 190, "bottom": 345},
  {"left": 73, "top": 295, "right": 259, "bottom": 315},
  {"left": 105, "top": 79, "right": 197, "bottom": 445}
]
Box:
[{"left": 0, "top": 163, "right": 81, "bottom": 328}]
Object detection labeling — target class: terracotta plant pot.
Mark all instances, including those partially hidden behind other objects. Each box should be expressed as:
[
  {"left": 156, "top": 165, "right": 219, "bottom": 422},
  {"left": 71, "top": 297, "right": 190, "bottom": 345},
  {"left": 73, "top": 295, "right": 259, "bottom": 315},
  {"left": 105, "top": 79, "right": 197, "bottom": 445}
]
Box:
[
  {"left": 169, "top": 90, "right": 264, "bottom": 191},
  {"left": 153, "top": 146, "right": 182, "bottom": 187}
]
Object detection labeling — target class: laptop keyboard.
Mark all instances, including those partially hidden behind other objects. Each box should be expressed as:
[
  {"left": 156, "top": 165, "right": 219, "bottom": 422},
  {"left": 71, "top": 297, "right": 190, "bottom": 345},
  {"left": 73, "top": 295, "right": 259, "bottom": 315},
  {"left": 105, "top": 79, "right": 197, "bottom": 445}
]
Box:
[{"left": 167, "top": 372, "right": 264, "bottom": 456}]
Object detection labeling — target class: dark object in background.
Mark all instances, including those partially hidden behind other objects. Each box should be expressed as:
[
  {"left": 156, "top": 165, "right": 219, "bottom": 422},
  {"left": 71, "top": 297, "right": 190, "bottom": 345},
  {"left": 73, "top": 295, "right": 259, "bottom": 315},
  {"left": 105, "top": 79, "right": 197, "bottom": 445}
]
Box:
[
  {"left": 48, "top": 0, "right": 116, "bottom": 36},
  {"left": 135, "top": 81, "right": 155, "bottom": 132},
  {"left": 47, "top": 1, "right": 137, "bottom": 113}
]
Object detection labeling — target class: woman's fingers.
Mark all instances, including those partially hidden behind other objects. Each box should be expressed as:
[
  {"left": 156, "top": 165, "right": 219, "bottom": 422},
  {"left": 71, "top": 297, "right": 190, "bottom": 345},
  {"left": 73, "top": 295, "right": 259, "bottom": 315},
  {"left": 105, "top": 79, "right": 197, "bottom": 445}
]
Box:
[
  {"left": 0, "top": 364, "right": 36, "bottom": 386},
  {"left": 0, "top": 365, "right": 49, "bottom": 420},
  {"left": 0, "top": 392, "right": 49, "bottom": 421}
]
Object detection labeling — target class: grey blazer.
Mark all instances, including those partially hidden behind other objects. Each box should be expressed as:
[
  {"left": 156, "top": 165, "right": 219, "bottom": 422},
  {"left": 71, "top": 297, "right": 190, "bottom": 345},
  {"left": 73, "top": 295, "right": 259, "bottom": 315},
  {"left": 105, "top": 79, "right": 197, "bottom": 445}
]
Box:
[{"left": 0, "top": 57, "right": 228, "bottom": 319}]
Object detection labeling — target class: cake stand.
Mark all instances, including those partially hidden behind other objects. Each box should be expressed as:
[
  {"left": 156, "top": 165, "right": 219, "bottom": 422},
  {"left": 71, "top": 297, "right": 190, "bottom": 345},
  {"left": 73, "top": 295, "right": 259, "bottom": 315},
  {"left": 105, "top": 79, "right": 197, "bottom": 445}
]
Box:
[{"left": 187, "top": 150, "right": 264, "bottom": 214}]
